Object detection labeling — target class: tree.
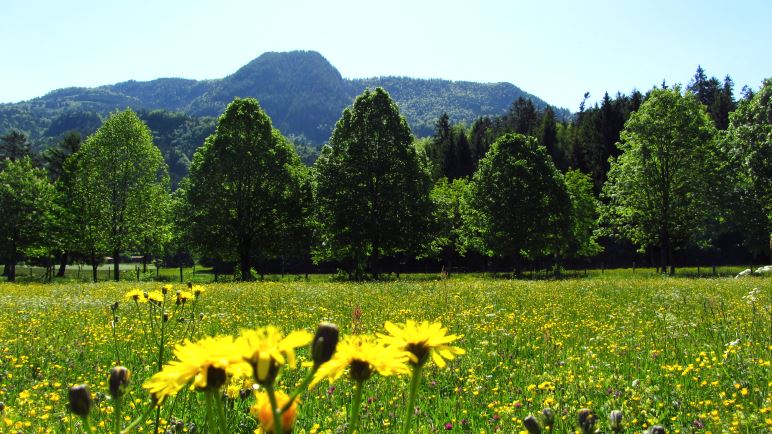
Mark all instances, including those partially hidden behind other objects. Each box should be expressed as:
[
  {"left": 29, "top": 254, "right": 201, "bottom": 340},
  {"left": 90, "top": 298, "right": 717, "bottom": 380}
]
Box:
[
  {"left": 45, "top": 132, "right": 83, "bottom": 276},
  {"left": 563, "top": 170, "right": 603, "bottom": 259},
  {"left": 0, "top": 130, "right": 31, "bottom": 164},
  {"left": 0, "top": 157, "right": 56, "bottom": 281},
  {"left": 69, "top": 109, "right": 170, "bottom": 281},
  {"left": 601, "top": 87, "right": 718, "bottom": 274},
  {"left": 315, "top": 88, "right": 432, "bottom": 279},
  {"left": 723, "top": 78, "right": 772, "bottom": 260},
  {"left": 426, "top": 177, "right": 468, "bottom": 275},
  {"left": 463, "top": 133, "right": 570, "bottom": 274},
  {"left": 469, "top": 116, "right": 495, "bottom": 166},
  {"left": 186, "top": 98, "right": 307, "bottom": 280}
]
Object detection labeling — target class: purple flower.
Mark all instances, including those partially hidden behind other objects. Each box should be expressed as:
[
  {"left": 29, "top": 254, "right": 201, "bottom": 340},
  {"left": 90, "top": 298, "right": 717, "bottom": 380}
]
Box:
[{"left": 444, "top": 422, "right": 453, "bottom": 430}]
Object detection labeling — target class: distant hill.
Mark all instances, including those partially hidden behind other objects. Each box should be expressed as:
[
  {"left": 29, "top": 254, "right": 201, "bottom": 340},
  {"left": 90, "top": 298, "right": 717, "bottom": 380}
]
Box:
[{"left": 0, "top": 50, "right": 569, "bottom": 144}]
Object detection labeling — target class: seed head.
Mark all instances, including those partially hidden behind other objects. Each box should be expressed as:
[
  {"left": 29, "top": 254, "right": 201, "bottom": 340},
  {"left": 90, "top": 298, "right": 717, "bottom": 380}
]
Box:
[
  {"left": 68, "top": 384, "right": 92, "bottom": 417},
  {"left": 109, "top": 366, "right": 131, "bottom": 399},
  {"left": 609, "top": 410, "right": 623, "bottom": 432},
  {"left": 523, "top": 415, "right": 542, "bottom": 434}
]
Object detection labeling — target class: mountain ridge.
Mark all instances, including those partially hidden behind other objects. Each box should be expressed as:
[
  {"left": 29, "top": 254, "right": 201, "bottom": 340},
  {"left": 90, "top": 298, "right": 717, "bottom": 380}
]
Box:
[{"left": 0, "top": 50, "right": 569, "bottom": 144}]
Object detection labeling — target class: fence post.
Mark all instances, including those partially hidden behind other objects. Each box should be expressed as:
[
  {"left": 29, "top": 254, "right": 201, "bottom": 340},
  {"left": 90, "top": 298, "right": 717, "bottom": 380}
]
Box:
[{"left": 179, "top": 266, "right": 183, "bottom": 283}]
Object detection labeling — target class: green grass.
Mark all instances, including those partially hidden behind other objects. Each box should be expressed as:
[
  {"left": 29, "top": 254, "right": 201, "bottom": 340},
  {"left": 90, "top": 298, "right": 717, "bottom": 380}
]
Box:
[{"left": 0, "top": 274, "right": 769, "bottom": 433}]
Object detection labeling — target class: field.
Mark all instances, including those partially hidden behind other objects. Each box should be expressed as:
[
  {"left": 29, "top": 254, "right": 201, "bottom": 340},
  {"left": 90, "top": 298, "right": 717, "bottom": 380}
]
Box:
[{"left": 0, "top": 274, "right": 769, "bottom": 433}]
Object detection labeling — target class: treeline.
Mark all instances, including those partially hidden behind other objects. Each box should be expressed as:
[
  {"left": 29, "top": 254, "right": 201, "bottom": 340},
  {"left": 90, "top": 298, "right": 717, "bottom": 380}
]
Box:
[{"left": 0, "top": 68, "right": 769, "bottom": 281}]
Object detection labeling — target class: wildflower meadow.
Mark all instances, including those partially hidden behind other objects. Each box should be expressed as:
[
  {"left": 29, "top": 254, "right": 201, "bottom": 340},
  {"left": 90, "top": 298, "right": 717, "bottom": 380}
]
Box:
[{"left": 0, "top": 274, "right": 769, "bottom": 433}]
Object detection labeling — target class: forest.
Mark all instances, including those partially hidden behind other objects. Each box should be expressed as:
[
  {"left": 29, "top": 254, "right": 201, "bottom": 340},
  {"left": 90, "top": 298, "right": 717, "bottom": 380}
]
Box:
[{"left": 0, "top": 66, "right": 769, "bottom": 281}]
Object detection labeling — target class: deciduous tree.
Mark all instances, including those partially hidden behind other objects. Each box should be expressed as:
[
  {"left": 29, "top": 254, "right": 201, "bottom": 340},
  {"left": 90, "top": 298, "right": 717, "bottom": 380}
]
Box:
[
  {"left": 314, "top": 88, "right": 432, "bottom": 279},
  {"left": 601, "top": 87, "right": 718, "bottom": 274},
  {"left": 186, "top": 98, "right": 307, "bottom": 280}
]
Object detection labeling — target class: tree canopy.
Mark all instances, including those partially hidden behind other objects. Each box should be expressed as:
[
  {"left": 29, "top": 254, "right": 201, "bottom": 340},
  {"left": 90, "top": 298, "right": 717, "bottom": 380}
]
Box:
[
  {"left": 601, "top": 87, "right": 719, "bottom": 273},
  {"left": 68, "top": 109, "right": 170, "bottom": 281},
  {"left": 463, "top": 133, "right": 569, "bottom": 272},
  {"left": 186, "top": 98, "right": 307, "bottom": 280},
  {"left": 314, "top": 88, "right": 433, "bottom": 279}
]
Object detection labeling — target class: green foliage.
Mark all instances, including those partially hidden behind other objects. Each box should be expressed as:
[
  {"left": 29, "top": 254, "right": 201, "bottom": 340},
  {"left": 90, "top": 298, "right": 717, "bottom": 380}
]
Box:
[
  {"left": 601, "top": 87, "right": 719, "bottom": 271},
  {"left": 426, "top": 178, "right": 469, "bottom": 268},
  {"left": 0, "top": 157, "right": 56, "bottom": 281},
  {"left": 722, "top": 78, "right": 772, "bottom": 256},
  {"left": 314, "top": 88, "right": 433, "bottom": 278},
  {"left": 68, "top": 109, "right": 170, "bottom": 280},
  {"left": 463, "top": 133, "right": 569, "bottom": 269},
  {"left": 563, "top": 170, "right": 603, "bottom": 258},
  {"left": 185, "top": 98, "right": 308, "bottom": 279}
]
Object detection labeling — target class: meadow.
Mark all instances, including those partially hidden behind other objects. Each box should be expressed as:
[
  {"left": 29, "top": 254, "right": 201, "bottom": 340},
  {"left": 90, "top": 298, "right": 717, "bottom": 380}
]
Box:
[{"left": 0, "top": 273, "right": 769, "bottom": 433}]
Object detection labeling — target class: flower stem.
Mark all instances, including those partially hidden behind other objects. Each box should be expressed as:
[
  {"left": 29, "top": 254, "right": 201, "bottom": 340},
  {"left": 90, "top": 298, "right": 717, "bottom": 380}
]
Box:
[
  {"left": 204, "top": 391, "right": 218, "bottom": 433},
  {"left": 266, "top": 384, "right": 283, "bottom": 434},
  {"left": 214, "top": 390, "right": 228, "bottom": 432},
  {"left": 347, "top": 380, "right": 364, "bottom": 434},
  {"left": 401, "top": 364, "right": 423, "bottom": 434},
  {"left": 281, "top": 368, "right": 315, "bottom": 413},
  {"left": 119, "top": 402, "right": 156, "bottom": 434},
  {"left": 113, "top": 396, "right": 122, "bottom": 434},
  {"left": 81, "top": 416, "right": 92, "bottom": 433}
]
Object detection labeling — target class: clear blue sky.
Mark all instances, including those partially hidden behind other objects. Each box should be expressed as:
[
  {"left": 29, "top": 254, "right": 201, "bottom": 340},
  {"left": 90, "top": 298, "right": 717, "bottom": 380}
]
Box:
[{"left": 2, "top": 0, "right": 770, "bottom": 110}]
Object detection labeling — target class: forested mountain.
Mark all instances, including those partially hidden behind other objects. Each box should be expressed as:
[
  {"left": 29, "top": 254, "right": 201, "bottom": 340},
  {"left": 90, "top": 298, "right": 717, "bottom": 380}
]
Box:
[{"left": 0, "top": 50, "right": 565, "bottom": 145}]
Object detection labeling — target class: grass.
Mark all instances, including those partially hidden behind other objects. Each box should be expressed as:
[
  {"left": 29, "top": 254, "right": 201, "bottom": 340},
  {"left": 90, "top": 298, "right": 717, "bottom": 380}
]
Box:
[{"left": 0, "top": 274, "right": 769, "bottom": 433}]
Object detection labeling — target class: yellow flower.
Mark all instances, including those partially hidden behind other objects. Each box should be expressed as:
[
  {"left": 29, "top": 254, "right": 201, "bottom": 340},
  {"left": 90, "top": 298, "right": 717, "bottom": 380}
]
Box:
[
  {"left": 191, "top": 285, "right": 205, "bottom": 297},
  {"left": 176, "top": 291, "right": 194, "bottom": 304},
  {"left": 237, "top": 326, "right": 312, "bottom": 385},
  {"left": 251, "top": 389, "right": 298, "bottom": 434},
  {"left": 147, "top": 291, "right": 164, "bottom": 305},
  {"left": 379, "top": 320, "right": 465, "bottom": 367},
  {"left": 142, "top": 335, "right": 248, "bottom": 401},
  {"left": 311, "top": 335, "right": 410, "bottom": 386},
  {"left": 124, "top": 289, "right": 146, "bottom": 303}
]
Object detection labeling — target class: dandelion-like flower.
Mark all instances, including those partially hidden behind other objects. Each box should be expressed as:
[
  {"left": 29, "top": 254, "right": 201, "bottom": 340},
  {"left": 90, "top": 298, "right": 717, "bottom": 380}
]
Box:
[
  {"left": 176, "top": 290, "right": 194, "bottom": 305},
  {"left": 312, "top": 335, "right": 410, "bottom": 386},
  {"left": 251, "top": 389, "right": 298, "bottom": 434},
  {"left": 124, "top": 289, "right": 146, "bottom": 303},
  {"left": 142, "top": 335, "right": 248, "bottom": 401},
  {"left": 379, "top": 320, "right": 465, "bottom": 367},
  {"left": 191, "top": 285, "right": 205, "bottom": 297},
  {"left": 147, "top": 290, "right": 164, "bottom": 305},
  {"left": 236, "top": 326, "right": 312, "bottom": 386}
]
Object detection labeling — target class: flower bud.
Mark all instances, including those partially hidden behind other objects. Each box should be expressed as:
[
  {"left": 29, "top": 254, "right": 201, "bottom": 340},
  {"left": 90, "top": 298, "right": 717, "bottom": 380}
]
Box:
[
  {"left": 609, "top": 410, "right": 623, "bottom": 432},
  {"left": 577, "top": 408, "right": 596, "bottom": 434},
  {"left": 541, "top": 408, "right": 555, "bottom": 428},
  {"left": 202, "top": 365, "right": 227, "bottom": 391},
  {"left": 109, "top": 366, "right": 131, "bottom": 399},
  {"left": 311, "top": 322, "right": 339, "bottom": 367},
  {"left": 349, "top": 360, "right": 372, "bottom": 382},
  {"left": 68, "top": 384, "right": 92, "bottom": 417},
  {"left": 523, "top": 415, "right": 542, "bottom": 434},
  {"left": 649, "top": 425, "right": 665, "bottom": 434}
]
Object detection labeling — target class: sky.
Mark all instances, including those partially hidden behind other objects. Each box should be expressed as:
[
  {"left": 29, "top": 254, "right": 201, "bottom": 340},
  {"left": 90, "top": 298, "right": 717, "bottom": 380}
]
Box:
[{"left": 1, "top": 0, "right": 770, "bottom": 110}]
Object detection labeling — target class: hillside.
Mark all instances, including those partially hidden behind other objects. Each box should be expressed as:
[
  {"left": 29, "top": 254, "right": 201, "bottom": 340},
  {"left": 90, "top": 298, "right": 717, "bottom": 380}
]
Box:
[{"left": 0, "top": 51, "right": 568, "bottom": 143}]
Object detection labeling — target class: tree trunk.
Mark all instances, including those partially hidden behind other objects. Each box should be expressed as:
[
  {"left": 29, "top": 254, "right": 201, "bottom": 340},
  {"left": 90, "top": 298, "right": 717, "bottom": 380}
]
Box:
[
  {"left": 660, "top": 235, "right": 668, "bottom": 274},
  {"left": 445, "top": 247, "right": 453, "bottom": 278},
  {"left": 668, "top": 245, "right": 675, "bottom": 275},
  {"left": 56, "top": 251, "right": 68, "bottom": 277},
  {"left": 239, "top": 240, "right": 252, "bottom": 281},
  {"left": 91, "top": 251, "right": 98, "bottom": 282},
  {"left": 142, "top": 254, "right": 148, "bottom": 273},
  {"left": 7, "top": 250, "right": 16, "bottom": 282},
  {"left": 370, "top": 241, "right": 380, "bottom": 280},
  {"left": 113, "top": 249, "right": 121, "bottom": 281},
  {"left": 554, "top": 254, "right": 562, "bottom": 278}
]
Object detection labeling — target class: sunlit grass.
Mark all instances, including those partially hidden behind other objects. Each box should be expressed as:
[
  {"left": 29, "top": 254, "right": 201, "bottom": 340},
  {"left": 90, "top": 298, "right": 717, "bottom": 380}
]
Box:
[{"left": 0, "top": 275, "right": 769, "bottom": 432}]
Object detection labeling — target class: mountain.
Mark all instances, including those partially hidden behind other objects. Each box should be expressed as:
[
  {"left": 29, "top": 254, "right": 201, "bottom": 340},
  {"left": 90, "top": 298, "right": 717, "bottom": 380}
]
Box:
[{"left": 0, "top": 50, "right": 568, "bottom": 144}]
